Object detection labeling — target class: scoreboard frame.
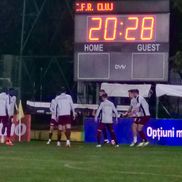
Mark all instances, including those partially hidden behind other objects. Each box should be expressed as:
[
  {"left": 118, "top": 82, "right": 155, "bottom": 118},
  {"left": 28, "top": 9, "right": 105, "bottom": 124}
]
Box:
[{"left": 74, "top": 0, "right": 170, "bottom": 82}]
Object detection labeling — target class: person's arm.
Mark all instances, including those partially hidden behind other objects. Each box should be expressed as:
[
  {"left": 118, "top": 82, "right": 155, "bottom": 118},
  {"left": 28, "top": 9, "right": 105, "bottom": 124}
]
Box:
[
  {"left": 14, "top": 97, "right": 18, "bottom": 112},
  {"left": 123, "top": 106, "right": 132, "bottom": 116},
  {"left": 127, "top": 105, "right": 133, "bottom": 113},
  {"left": 10, "top": 97, "right": 17, "bottom": 122},
  {"left": 50, "top": 100, "right": 54, "bottom": 113},
  {"left": 95, "top": 103, "right": 103, "bottom": 122},
  {"left": 122, "top": 104, "right": 133, "bottom": 117},
  {"left": 6, "top": 95, "right": 10, "bottom": 117},
  {"left": 136, "top": 97, "right": 142, "bottom": 108},
  {"left": 69, "top": 96, "right": 76, "bottom": 119},
  {"left": 54, "top": 97, "right": 58, "bottom": 117},
  {"left": 112, "top": 103, "right": 119, "bottom": 123},
  {"left": 12, "top": 96, "right": 17, "bottom": 115}
]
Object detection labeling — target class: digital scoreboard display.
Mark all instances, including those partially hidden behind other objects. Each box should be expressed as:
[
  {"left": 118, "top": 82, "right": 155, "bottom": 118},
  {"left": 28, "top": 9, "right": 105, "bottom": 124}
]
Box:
[
  {"left": 74, "top": 0, "right": 169, "bottom": 81},
  {"left": 87, "top": 15, "right": 155, "bottom": 42}
]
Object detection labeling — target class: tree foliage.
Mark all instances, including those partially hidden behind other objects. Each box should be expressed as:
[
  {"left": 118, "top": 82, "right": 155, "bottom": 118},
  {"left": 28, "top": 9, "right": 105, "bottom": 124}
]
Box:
[
  {"left": 172, "top": 51, "right": 182, "bottom": 79},
  {"left": 170, "top": 0, "right": 182, "bottom": 79},
  {"left": 173, "top": 0, "right": 182, "bottom": 12}
]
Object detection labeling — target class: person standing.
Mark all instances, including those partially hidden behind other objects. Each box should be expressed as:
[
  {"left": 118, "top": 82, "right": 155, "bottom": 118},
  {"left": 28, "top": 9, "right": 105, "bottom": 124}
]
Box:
[
  {"left": 46, "top": 98, "right": 57, "bottom": 145},
  {"left": 123, "top": 90, "right": 141, "bottom": 147},
  {"left": 98, "top": 89, "right": 109, "bottom": 144},
  {"left": 0, "top": 88, "right": 11, "bottom": 145},
  {"left": 134, "top": 89, "right": 150, "bottom": 147},
  {"left": 124, "top": 89, "right": 150, "bottom": 147},
  {"left": 6, "top": 88, "right": 17, "bottom": 146},
  {"left": 54, "top": 87, "right": 76, "bottom": 147},
  {"left": 95, "top": 93, "right": 119, "bottom": 148}
]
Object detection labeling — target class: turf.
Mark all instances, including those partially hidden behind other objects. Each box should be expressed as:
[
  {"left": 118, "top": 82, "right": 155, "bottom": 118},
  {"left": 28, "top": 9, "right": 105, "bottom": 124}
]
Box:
[{"left": 0, "top": 141, "right": 182, "bottom": 182}]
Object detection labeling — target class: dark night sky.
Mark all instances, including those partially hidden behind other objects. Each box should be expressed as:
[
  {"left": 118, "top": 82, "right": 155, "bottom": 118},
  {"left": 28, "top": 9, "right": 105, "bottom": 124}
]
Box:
[
  {"left": 0, "top": 0, "right": 181, "bottom": 103},
  {"left": 170, "top": 2, "right": 182, "bottom": 56},
  {"left": 0, "top": 0, "right": 74, "bottom": 56}
]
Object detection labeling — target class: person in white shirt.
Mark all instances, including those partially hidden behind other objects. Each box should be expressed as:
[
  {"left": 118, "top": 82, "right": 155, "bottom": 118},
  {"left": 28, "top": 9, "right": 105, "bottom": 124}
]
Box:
[
  {"left": 6, "top": 88, "right": 17, "bottom": 146},
  {"left": 54, "top": 87, "right": 76, "bottom": 147},
  {"left": 124, "top": 89, "right": 150, "bottom": 147},
  {"left": 124, "top": 90, "right": 141, "bottom": 147},
  {"left": 46, "top": 98, "right": 58, "bottom": 145},
  {"left": 98, "top": 89, "right": 109, "bottom": 144},
  {"left": 0, "top": 88, "right": 10, "bottom": 145},
  {"left": 95, "top": 93, "right": 119, "bottom": 148},
  {"left": 134, "top": 89, "right": 150, "bottom": 147}
]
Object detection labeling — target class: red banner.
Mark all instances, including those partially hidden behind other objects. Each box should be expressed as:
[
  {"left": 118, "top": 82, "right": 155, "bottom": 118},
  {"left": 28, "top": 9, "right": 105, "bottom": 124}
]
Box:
[{"left": 0, "top": 115, "right": 31, "bottom": 142}]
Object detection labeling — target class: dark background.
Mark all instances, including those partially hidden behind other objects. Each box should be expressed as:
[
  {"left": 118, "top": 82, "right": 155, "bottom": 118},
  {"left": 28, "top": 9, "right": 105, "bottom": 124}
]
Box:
[{"left": 0, "top": 0, "right": 181, "bottom": 105}]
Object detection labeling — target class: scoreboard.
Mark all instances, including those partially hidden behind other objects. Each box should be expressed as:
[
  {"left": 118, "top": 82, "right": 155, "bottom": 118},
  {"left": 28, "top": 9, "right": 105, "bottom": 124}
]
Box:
[{"left": 74, "top": 0, "right": 169, "bottom": 81}]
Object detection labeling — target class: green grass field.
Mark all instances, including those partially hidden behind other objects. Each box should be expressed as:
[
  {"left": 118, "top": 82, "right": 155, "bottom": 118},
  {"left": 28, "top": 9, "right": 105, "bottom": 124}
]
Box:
[{"left": 0, "top": 141, "right": 182, "bottom": 182}]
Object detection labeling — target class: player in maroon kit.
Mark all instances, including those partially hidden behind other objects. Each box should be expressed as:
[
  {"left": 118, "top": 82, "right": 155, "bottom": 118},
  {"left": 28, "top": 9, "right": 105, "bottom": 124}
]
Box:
[
  {"left": 0, "top": 88, "right": 12, "bottom": 145},
  {"left": 124, "top": 89, "right": 150, "bottom": 147},
  {"left": 95, "top": 93, "right": 119, "bottom": 148},
  {"left": 98, "top": 89, "right": 109, "bottom": 144},
  {"left": 47, "top": 98, "right": 57, "bottom": 145}
]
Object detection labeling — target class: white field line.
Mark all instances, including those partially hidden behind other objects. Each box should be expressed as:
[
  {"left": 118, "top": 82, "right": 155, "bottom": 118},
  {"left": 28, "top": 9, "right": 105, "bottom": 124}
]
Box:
[{"left": 64, "top": 163, "right": 182, "bottom": 179}]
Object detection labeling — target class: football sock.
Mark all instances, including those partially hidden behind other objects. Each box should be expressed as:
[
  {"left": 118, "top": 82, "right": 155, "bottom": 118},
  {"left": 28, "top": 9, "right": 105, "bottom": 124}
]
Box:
[
  {"left": 133, "top": 136, "right": 137, "bottom": 143},
  {"left": 7, "top": 122, "right": 12, "bottom": 138},
  {"left": 111, "top": 131, "right": 118, "bottom": 145},
  {"left": 65, "top": 129, "right": 71, "bottom": 140},
  {"left": 49, "top": 132, "right": 53, "bottom": 140},
  {"left": 103, "top": 128, "right": 107, "bottom": 140},
  {"left": 97, "top": 130, "right": 102, "bottom": 144},
  {"left": 139, "top": 131, "right": 147, "bottom": 142},
  {"left": 108, "top": 127, "right": 118, "bottom": 145},
  {"left": 57, "top": 130, "right": 62, "bottom": 141},
  {"left": 2, "top": 125, "right": 6, "bottom": 135}
]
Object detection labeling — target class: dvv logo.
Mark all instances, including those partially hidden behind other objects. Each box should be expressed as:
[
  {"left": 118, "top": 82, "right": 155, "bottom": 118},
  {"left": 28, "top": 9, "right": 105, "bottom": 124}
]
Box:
[{"left": 115, "top": 64, "right": 126, "bottom": 70}]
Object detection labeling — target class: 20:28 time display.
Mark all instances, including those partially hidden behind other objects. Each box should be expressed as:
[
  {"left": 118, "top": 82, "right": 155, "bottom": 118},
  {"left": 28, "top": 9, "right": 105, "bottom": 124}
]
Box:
[{"left": 87, "top": 15, "right": 156, "bottom": 42}]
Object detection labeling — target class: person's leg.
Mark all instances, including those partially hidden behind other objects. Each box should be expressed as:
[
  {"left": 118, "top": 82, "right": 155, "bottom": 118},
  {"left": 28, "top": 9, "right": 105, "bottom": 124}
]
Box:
[
  {"left": 0, "top": 117, "right": 6, "bottom": 143},
  {"left": 49, "top": 125, "right": 54, "bottom": 140},
  {"left": 65, "top": 123, "right": 71, "bottom": 147},
  {"left": 102, "top": 126, "right": 109, "bottom": 143},
  {"left": 131, "top": 121, "right": 138, "bottom": 144},
  {"left": 137, "top": 124, "right": 147, "bottom": 147},
  {"left": 1, "top": 117, "right": 7, "bottom": 136},
  {"left": 47, "top": 121, "right": 54, "bottom": 144},
  {"left": 107, "top": 124, "right": 118, "bottom": 146},
  {"left": 138, "top": 124, "right": 147, "bottom": 142},
  {"left": 97, "top": 123, "right": 104, "bottom": 147},
  {"left": 6, "top": 117, "right": 12, "bottom": 141},
  {"left": 63, "top": 116, "right": 72, "bottom": 147},
  {"left": 57, "top": 124, "right": 63, "bottom": 146},
  {"left": 137, "top": 116, "right": 150, "bottom": 146},
  {"left": 3, "top": 116, "right": 14, "bottom": 146}
]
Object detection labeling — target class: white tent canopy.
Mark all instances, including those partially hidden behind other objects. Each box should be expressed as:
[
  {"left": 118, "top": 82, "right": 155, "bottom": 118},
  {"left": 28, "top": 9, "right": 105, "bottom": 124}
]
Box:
[
  {"left": 156, "top": 84, "right": 182, "bottom": 98},
  {"left": 101, "top": 83, "right": 151, "bottom": 97}
]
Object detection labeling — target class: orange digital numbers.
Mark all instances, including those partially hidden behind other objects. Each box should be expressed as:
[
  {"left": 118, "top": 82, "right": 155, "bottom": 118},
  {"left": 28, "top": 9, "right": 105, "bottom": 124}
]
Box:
[
  {"left": 125, "top": 17, "right": 139, "bottom": 41},
  {"left": 88, "top": 16, "right": 155, "bottom": 42},
  {"left": 88, "top": 17, "right": 102, "bottom": 41},
  {"left": 141, "top": 17, "right": 155, "bottom": 40},
  {"left": 104, "top": 17, "right": 117, "bottom": 40}
]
